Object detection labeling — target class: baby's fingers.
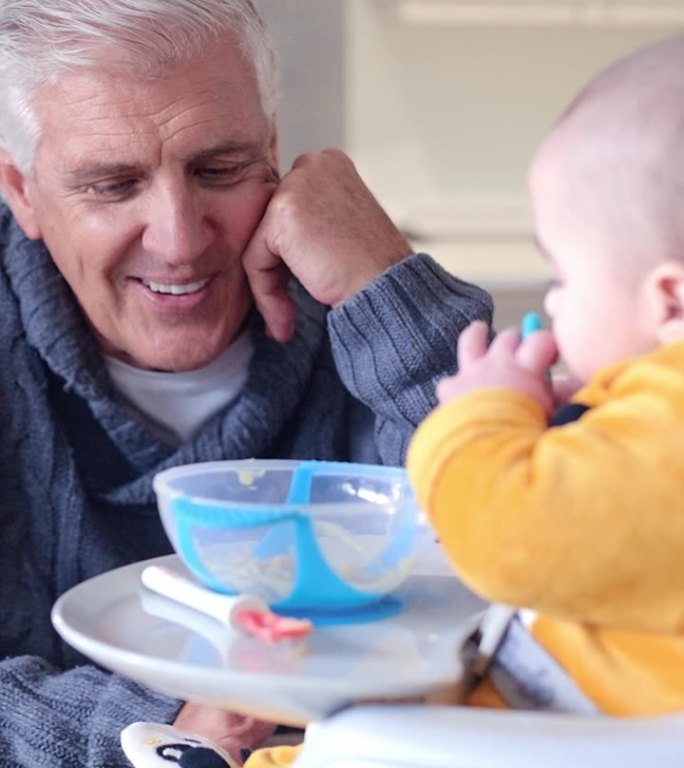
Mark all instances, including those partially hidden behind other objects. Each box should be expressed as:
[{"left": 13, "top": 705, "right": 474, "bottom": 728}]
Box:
[
  {"left": 516, "top": 330, "right": 558, "bottom": 376},
  {"left": 457, "top": 321, "right": 491, "bottom": 370},
  {"left": 487, "top": 326, "right": 524, "bottom": 357}
]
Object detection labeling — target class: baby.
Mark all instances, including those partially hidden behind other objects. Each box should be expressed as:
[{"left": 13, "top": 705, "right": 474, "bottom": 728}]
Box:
[{"left": 407, "top": 34, "right": 684, "bottom": 715}]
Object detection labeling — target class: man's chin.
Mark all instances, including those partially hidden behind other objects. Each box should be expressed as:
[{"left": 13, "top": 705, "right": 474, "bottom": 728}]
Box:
[{"left": 107, "top": 339, "right": 229, "bottom": 372}]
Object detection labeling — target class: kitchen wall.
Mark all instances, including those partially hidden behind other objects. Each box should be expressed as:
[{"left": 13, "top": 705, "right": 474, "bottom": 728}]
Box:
[{"left": 257, "top": 0, "right": 345, "bottom": 168}]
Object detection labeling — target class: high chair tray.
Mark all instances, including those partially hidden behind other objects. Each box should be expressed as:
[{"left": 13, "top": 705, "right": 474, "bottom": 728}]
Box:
[{"left": 51, "top": 553, "right": 485, "bottom": 726}]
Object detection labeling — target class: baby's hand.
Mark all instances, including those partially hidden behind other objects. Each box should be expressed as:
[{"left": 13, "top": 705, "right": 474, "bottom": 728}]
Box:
[
  {"left": 436, "top": 321, "right": 558, "bottom": 416},
  {"left": 551, "top": 371, "right": 583, "bottom": 407}
]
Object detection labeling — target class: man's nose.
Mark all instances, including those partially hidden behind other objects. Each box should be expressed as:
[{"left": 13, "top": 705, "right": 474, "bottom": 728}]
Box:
[{"left": 141, "top": 185, "right": 214, "bottom": 261}]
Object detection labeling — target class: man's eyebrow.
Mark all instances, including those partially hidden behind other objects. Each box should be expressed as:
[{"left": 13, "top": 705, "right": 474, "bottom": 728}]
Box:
[
  {"left": 67, "top": 163, "right": 140, "bottom": 183},
  {"left": 66, "top": 142, "right": 265, "bottom": 182},
  {"left": 190, "top": 140, "right": 265, "bottom": 163}
]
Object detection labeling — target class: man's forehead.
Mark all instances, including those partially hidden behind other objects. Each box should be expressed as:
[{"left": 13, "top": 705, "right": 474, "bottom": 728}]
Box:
[
  {"left": 38, "top": 69, "right": 259, "bottom": 119},
  {"left": 31, "top": 64, "right": 271, "bottom": 169}
]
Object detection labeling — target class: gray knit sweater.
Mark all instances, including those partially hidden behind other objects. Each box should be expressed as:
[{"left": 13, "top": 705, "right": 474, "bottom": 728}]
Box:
[{"left": 0, "top": 205, "right": 491, "bottom": 766}]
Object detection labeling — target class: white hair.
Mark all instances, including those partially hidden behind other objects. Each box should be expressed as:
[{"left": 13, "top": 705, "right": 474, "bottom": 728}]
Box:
[{"left": 0, "top": 0, "right": 279, "bottom": 172}]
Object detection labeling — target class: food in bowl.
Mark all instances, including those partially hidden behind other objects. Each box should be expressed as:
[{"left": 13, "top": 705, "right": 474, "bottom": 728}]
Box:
[{"left": 153, "top": 459, "right": 426, "bottom": 619}]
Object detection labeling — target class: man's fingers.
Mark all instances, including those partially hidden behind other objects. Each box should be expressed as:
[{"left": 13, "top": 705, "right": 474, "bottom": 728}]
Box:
[
  {"left": 173, "top": 704, "right": 277, "bottom": 764},
  {"left": 242, "top": 226, "right": 296, "bottom": 342},
  {"left": 246, "top": 264, "right": 296, "bottom": 342},
  {"left": 259, "top": 290, "right": 296, "bottom": 342}
]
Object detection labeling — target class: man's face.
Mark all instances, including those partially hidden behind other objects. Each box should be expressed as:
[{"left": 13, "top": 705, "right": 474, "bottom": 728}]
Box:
[{"left": 8, "top": 37, "right": 278, "bottom": 371}]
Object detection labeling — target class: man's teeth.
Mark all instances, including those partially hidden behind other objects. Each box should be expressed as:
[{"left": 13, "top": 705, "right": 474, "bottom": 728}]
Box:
[{"left": 142, "top": 278, "right": 210, "bottom": 295}]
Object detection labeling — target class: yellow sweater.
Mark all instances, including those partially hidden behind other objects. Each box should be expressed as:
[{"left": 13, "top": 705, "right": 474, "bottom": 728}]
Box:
[{"left": 407, "top": 341, "right": 684, "bottom": 716}]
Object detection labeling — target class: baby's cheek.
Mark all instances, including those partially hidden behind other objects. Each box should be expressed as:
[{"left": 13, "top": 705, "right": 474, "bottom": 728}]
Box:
[{"left": 543, "top": 289, "right": 558, "bottom": 318}]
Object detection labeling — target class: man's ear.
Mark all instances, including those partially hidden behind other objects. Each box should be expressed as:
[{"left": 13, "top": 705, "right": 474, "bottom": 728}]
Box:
[
  {"left": 643, "top": 260, "right": 684, "bottom": 345},
  {"left": 0, "top": 150, "right": 41, "bottom": 239}
]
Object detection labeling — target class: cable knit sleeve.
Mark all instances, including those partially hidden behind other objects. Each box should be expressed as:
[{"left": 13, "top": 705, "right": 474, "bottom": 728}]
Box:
[
  {"left": 327, "top": 253, "right": 493, "bottom": 465},
  {"left": 0, "top": 656, "right": 181, "bottom": 766}
]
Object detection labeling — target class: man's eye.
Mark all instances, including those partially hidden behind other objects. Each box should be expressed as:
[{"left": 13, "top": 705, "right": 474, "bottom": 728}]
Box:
[
  {"left": 194, "top": 157, "right": 279, "bottom": 187},
  {"left": 195, "top": 166, "right": 244, "bottom": 185},
  {"left": 87, "top": 178, "right": 138, "bottom": 199}
]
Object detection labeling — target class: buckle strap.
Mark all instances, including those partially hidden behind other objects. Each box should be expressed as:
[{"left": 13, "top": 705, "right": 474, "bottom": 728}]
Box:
[{"left": 462, "top": 606, "right": 599, "bottom": 714}]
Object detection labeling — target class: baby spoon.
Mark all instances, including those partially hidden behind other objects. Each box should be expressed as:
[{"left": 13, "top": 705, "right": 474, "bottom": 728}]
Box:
[{"left": 141, "top": 564, "right": 312, "bottom": 643}]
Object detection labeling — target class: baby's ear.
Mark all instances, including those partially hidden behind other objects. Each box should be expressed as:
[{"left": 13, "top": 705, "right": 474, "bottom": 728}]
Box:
[{"left": 643, "top": 260, "right": 684, "bottom": 345}]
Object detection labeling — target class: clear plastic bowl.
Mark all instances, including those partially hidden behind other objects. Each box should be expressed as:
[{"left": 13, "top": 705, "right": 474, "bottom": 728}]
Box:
[{"left": 153, "top": 459, "right": 427, "bottom": 622}]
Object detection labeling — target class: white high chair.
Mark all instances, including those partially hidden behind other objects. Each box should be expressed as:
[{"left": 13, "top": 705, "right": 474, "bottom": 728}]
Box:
[{"left": 293, "top": 703, "right": 684, "bottom": 767}]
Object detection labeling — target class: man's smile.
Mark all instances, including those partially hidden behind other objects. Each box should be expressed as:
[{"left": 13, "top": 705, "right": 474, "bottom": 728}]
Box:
[{"left": 140, "top": 277, "right": 211, "bottom": 295}]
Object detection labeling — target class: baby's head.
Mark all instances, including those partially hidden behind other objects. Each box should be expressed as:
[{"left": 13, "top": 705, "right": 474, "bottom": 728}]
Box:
[{"left": 529, "top": 35, "right": 684, "bottom": 383}]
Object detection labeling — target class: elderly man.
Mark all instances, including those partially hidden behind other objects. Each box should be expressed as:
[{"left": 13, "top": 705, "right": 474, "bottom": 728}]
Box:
[{"left": 0, "top": 0, "right": 491, "bottom": 766}]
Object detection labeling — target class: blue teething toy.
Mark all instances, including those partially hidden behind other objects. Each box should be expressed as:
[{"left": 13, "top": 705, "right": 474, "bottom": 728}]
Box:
[
  {"left": 520, "top": 312, "right": 552, "bottom": 382},
  {"left": 520, "top": 311, "right": 544, "bottom": 339}
]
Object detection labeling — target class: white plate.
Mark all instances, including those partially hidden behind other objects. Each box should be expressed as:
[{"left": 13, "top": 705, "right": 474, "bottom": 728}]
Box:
[{"left": 52, "top": 553, "right": 485, "bottom": 726}]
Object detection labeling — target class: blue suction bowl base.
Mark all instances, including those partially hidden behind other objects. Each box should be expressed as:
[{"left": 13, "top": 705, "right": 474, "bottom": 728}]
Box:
[{"left": 273, "top": 594, "right": 403, "bottom": 626}]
